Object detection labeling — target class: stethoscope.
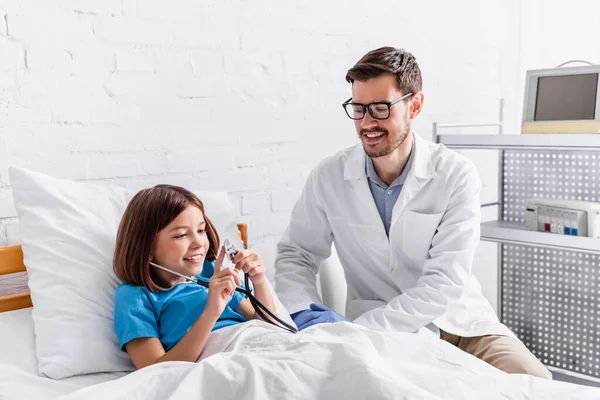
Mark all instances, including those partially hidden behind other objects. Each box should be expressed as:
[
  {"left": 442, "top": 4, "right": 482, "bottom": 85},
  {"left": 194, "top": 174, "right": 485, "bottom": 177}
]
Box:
[{"left": 149, "top": 240, "right": 297, "bottom": 334}]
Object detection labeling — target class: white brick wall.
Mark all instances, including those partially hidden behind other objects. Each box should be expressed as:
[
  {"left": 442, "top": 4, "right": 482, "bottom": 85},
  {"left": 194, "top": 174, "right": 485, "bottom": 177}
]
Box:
[
  {"left": 0, "top": 0, "right": 525, "bottom": 290},
  {"left": 0, "top": 39, "right": 24, "bottom": 71},
  {"left": 0, "top": 189, "right": 16, "bottom": 218},
  {"left": 241, "top": 192, "right": 271, "bottom": 216},
  {"left": 271, "top": 188, "right": 302, "bottom": 212}
]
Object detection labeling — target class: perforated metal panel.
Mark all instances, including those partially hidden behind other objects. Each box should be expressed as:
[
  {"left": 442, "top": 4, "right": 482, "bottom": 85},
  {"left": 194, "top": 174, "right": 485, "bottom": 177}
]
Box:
[
  {"left": 503, "top": 151, "right": 600, "bottom": 223},
  {"left": 502, "top": 245, "right": 600, "bottom": 377},
  {"left": 501, "top": 150, "right": 600, "bottom": 378}
]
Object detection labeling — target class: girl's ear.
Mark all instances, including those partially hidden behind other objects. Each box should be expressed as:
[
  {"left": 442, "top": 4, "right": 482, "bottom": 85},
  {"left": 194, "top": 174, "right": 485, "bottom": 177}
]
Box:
[{"left": 149, "top": 239, "right": 157, "bottom": 262}]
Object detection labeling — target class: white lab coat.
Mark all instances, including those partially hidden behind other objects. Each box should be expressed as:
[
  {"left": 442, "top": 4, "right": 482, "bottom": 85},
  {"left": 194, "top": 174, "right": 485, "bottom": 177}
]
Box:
[{"left": 275, "top": 133, "right": 515, "bottom": 338}]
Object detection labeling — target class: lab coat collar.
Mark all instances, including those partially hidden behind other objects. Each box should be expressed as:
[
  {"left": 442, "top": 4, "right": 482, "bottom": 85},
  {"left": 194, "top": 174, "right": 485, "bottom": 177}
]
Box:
[{"left": 343, "top": 131, "right": 437, "bottom": 183}]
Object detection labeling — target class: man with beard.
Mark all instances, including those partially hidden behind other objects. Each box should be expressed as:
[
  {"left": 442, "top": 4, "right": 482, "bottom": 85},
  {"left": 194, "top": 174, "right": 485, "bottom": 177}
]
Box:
[{"left": 274, "top": 47, "right": 551, "bottom": 379}]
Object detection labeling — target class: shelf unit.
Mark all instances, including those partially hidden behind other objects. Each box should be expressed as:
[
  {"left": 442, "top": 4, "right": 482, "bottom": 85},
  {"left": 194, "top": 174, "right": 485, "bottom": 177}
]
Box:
[
  {"left": 480, "top": 220, "right": 600, "bottom": 256},
  {"left": 438, "top": 133, "right": 600, "bottom": 151},
  {"left": 436, "top": 131, "right": 600, "bottom": 384}
]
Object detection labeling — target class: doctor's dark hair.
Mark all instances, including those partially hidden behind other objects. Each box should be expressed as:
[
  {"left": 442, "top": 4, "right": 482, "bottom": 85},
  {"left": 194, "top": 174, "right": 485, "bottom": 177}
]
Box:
[
  {"left": 345, "top": 47, "right": 422, "bottom": 95},
  {"left": 113, "top": 184, "right": 220, "bottom": 292}
]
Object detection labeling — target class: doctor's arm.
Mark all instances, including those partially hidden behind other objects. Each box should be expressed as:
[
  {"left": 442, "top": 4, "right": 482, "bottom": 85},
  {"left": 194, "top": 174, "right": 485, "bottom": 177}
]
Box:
[
  {"left": 354, "top": 165, "right": 482, "bottom": 332},
  {"left": 274, "top": 169, "right": 335, "bottom": 316}
]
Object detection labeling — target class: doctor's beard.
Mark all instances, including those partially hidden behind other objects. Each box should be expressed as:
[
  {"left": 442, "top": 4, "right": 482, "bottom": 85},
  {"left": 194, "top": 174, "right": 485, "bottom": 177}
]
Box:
[{"left": 360, "top": 123, "right": 410, "bottom": 158}]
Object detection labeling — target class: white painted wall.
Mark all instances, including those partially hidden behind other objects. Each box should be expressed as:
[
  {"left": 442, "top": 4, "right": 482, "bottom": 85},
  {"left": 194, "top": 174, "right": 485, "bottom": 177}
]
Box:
[
  {"left": 518, "top": 0, "right": 600, "bottom": 117},
  {"left": 0, "top": 1, "right": 523, "bottom": 303}
]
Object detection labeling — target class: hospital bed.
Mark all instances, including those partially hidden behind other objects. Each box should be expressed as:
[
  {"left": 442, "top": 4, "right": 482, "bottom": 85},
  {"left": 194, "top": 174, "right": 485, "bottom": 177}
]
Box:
[
  {"left": 0, "top": 244, "right": 124, "bottom": 399},
  {"left": 0, "top": 224, "right": 247, "bottom": 398},
  {"left": 2, "top": 232, "right": 600, "bottom": 399}
]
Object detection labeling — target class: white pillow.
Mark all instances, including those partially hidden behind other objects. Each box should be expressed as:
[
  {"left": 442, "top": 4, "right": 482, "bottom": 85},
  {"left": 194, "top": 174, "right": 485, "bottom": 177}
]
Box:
[{"left": 8, "top": 167, "right": 295, "bottom": 379}]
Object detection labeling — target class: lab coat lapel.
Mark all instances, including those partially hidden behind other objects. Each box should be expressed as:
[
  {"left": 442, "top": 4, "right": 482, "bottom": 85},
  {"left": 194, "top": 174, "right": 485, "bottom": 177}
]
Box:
[
  {"left": 391, "top": 133, "right": 437, "bottom": 227},
  {"left": 343, "top": 145, "right": 386, "bottom": 233}
]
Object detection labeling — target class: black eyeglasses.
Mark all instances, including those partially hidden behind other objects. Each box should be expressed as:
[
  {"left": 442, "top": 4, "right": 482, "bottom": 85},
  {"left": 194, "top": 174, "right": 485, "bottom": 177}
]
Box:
[{"left": 342, "top": 92, "right": 413, "bottom": 120}]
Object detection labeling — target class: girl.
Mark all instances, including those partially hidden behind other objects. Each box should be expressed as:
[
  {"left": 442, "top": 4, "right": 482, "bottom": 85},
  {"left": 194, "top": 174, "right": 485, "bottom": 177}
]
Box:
[{"left": 113, "top": 184, "right": 277, "bottom": 369}]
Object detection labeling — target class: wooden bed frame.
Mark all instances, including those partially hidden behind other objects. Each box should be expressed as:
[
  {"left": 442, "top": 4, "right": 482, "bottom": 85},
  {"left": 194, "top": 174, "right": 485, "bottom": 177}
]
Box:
[{"left": 0, "top": 223, "right": 249, "bottom": 313}]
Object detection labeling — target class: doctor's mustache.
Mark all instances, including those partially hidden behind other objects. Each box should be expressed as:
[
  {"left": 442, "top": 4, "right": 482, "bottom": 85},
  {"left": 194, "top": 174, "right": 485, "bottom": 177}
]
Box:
[{"left": 360, "top": 127, "right": 389, "bottom": 136}]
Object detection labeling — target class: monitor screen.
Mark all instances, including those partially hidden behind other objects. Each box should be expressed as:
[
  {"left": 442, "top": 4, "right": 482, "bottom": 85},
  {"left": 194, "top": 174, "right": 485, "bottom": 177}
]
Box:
[{"left": 534, "top": 73, "right": 598, "bottom": 121}]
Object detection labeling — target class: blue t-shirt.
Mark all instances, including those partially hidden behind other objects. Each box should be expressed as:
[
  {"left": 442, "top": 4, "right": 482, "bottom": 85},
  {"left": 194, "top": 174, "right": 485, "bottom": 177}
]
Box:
[{"left": 114, "top": 260, "right": 247, "bottom": 352}]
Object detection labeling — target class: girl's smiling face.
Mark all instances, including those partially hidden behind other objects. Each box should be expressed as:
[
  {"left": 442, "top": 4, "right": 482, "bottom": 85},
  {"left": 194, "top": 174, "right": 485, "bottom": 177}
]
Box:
[{"left": 151, "top": 205, "right": 209, "bottom": 286}]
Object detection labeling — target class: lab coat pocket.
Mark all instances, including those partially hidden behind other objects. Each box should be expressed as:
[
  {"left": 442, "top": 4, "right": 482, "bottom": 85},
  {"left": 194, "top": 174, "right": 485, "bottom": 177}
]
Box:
[{"left": 401, "top": 210, "right": 444, "bottom": 261}]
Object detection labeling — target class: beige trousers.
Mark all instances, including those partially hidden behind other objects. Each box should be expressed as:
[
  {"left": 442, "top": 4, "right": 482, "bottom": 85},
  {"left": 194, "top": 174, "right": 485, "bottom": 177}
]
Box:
[{"left": 440, "top": 330, "right": 552, "bottom": 379}]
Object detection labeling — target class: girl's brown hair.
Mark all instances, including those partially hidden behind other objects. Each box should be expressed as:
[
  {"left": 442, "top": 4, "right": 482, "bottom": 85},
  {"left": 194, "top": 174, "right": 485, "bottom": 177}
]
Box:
[{"left": 113, "top": 184, "right": 220, "bottom": 292}]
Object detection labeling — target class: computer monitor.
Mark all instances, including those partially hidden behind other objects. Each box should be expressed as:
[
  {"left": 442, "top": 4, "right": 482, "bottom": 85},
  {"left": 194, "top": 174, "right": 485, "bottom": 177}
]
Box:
[{"left": 522, "top": 65, "right": 600, "bottom": 134}]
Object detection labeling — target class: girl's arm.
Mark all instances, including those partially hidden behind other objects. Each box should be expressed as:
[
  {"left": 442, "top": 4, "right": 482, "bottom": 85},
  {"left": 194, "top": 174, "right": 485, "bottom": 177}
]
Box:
[
  {"left": 126, "top": 250, "right": 239, "bottom": 369},
  {"left": 231, "top": 249, "right": 277, "bottom": 321},
  {"left": 235, "top": 281, "right": 277, "bottom": 321},
  {"left": 125, "top": 311, "right": 219, "bottom": 369}
]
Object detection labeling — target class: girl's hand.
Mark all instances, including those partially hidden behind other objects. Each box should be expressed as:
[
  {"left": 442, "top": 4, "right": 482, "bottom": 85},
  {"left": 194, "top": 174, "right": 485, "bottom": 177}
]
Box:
[
  {"left": 205, "top": 246, "right": 241, "bottom": 318},
  {"left": 232, "top": 249, "right": 267, "bottom": 285}
]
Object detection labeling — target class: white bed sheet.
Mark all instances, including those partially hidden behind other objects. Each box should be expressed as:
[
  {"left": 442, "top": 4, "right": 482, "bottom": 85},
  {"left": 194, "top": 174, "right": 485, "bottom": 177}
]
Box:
[
  {"left": 62, "top": 320, "right": 600, "bottom": 400},
  {"left": 0, "top": 308, "right": 127, "bottom": 400},
  {"left": 3, "top": 309, "right": 600, "bottom": 400}
]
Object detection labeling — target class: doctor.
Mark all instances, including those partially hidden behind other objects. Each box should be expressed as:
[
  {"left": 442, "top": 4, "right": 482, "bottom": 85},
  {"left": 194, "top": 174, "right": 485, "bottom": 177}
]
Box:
[{"left": 275, "top": 47, "right": 551, "bottom": 379}]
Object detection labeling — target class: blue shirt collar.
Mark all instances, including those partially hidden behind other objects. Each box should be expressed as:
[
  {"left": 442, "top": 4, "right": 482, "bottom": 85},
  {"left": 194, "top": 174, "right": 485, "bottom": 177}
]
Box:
[{"left": 365, "top": 136, "right": 415, "bottom": 189}]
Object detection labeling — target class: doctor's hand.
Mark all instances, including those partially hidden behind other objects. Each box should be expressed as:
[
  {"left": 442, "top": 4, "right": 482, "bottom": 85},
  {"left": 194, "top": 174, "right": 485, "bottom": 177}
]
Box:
[{"left": 291, "top": 303, "right": 349, "bottom": 331}]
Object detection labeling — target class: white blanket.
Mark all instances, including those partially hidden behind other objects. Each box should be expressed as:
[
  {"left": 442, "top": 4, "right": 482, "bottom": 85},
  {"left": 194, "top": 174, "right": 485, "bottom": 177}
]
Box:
[{"left": 59, "top": 321, "right": 600, "bottom": 400}]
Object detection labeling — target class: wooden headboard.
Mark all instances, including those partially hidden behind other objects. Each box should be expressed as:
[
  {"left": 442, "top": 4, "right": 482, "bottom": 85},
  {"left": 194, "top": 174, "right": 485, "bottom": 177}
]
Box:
[
  {"left": 0, "top": 224, "right": 249, "bottom": 313},
  {"left": 0, "top": 245, "right": 31, "bottom": 312}
]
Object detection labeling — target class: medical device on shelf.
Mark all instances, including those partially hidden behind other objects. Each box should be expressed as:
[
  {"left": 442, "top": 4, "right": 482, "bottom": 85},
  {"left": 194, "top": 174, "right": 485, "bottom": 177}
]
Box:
[
  {"left": 524, "top": 198, "right": 600, "bottom": 238},
  {"left": 521, "top": 64, "right": 600, "bottom": 134}
]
